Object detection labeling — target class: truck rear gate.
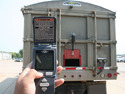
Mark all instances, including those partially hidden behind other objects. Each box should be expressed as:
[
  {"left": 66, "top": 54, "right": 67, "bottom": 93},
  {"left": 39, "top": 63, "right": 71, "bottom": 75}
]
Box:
[{"left": 22, "top": 0, "right": 117, "bottom": 94}]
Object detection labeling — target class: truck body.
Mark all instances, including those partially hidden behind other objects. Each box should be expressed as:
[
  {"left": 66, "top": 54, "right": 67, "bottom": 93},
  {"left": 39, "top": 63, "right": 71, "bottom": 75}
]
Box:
[{"left": 22, "top": 0, "right": 117, "bottom": 93}]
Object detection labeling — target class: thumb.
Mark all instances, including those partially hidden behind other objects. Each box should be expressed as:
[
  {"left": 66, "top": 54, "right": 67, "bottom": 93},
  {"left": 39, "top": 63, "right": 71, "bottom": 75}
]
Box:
[{"left": 25, "top": 69, "right": 43, "bottom": 80}]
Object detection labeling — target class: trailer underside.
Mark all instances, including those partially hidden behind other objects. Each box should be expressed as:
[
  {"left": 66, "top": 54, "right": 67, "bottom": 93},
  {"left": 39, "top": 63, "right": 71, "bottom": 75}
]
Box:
[{"left": 55, "top": 81, "right": 107, "bottom": 94}]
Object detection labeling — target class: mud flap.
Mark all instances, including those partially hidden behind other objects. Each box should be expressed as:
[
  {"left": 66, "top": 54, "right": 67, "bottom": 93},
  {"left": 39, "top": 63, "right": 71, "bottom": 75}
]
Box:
[{"left": 87, "top": 81, "right": 106, "bottom": 94}]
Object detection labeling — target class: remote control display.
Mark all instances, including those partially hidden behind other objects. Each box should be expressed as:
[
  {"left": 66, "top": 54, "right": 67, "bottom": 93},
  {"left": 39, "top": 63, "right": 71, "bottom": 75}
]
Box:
[{"left": 35, "top": 50, "right": 54, "bottom": 70}]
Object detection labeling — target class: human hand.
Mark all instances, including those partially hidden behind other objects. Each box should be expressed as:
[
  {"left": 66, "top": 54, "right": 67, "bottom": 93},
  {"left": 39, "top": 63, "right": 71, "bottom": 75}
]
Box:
[{"left": 13, "top": 62, "right": 64, "bottom": 94}]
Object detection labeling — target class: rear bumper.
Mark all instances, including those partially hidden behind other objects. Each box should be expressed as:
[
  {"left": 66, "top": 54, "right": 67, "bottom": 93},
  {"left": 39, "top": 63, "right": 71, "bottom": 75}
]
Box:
[{"left": 57, "top": 69, "right": 117, "bottom": 81}]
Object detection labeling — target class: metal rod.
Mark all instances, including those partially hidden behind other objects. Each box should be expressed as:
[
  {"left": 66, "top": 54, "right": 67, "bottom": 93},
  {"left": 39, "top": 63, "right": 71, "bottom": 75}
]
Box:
[
  {"left": 59, "top": 9, "right": 62, "bottom": 66},
  {"left": 94, "top": 11, "right": 98, "bottom": 71},
  {"left": 57, "top": 39, "right": 116, "bottom": 44}
]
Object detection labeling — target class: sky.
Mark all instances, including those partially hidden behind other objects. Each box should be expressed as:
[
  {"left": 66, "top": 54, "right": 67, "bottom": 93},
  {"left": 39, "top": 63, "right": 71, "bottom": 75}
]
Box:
[{"left": 0, "top": 0, "right": 125, "bottom": 54}]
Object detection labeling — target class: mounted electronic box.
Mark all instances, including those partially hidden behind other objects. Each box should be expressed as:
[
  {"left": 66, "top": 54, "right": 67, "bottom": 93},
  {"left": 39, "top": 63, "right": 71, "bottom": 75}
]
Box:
[{"left": 32, "top": 17, "right": 56, "bottom": 94}]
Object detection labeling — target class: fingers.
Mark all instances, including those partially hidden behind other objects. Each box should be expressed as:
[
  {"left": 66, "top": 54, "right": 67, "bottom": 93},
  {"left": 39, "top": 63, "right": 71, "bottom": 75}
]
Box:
[
  {"left": 26, "top": 62, "right": 32, "bottom": 68},
  {"left": 56, "top": 65, "right": 64, "bottom": 88},
  {"left": 20, "top": 69, "right": 43, "bottom": 86},
  {"left": 20, "top": 62, "right": 62, "bottom": 80},
  {"left": 25, "top": 69, "right": 43, "bottom": 80},
  {"left": 56, "top": 60, "right": 58, "bottom": 65},
  {"left": 18, "top": 68, "right": 30, "bottom": 82},
  {"left": 18, "top": 61, "right": 64, "bottom": 89},
  {"left": 18, "top": 63, "right": 32, "bottom": 81},
  {"left": 55, "top": 78, "right": 64, "bottom": 88},
  {"left": 57, "top": 66, "right": 63, "bottom": 74},
  {"left": 19, "top": 69, "right": 43, "bottom": 89}
]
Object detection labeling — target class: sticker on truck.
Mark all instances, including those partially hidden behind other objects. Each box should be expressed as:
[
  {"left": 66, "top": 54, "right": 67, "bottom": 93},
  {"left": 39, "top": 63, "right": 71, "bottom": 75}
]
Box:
[{"left": 63, "top": 1, "right": 81, "bottom": 6}]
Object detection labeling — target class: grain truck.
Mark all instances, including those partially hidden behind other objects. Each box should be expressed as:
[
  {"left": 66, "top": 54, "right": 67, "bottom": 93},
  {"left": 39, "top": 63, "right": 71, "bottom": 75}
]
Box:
[{"left": 21, "top": 0, "right": 117, "bottom": 94}]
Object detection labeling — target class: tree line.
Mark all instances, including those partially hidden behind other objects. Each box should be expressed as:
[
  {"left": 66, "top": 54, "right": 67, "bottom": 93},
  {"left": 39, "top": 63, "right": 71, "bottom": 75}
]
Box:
[{"left": 10, "top": 49, "right": 23, "bottom": 58}]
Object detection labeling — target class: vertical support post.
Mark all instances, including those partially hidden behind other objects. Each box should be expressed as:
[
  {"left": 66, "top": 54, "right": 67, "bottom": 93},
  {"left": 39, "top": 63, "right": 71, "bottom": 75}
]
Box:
[
  {"left": 23, "top": 13, "right": 33, "bottom": 69},
  {"left": 58, "top": 9, "right": 62, "bottom": 66},
  {"left": 109, "top": 18, "right": 116, "bottom": 67},
  {"left": 87, "top": 17, "right": 94, "bottom": 67},
  {"left": 93, "top": 11, "right": 97, "bottom": 69}
]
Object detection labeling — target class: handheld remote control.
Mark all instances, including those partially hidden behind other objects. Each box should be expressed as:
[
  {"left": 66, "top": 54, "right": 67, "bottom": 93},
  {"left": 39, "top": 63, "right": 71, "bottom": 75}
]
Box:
[{"left": 32, "top": 17, "right": 56, "bottom": 94}]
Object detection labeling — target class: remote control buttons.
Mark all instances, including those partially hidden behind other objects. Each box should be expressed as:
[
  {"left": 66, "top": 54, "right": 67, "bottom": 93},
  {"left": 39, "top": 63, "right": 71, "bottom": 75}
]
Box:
[
  {"left": 40, "top": 83, "right": 49, "bottom": 87},
  {"left": 46, "top": 72, "right": 53, "bottom": 76},
  {"left": 42, "top": 78, "right": 47, "bottom": 82},
  {"left": 40, "top": 78, "right": 49, "bottom": 92},
  {"left": 41, "top": 87, "right": 47, "bottom": 92}
]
